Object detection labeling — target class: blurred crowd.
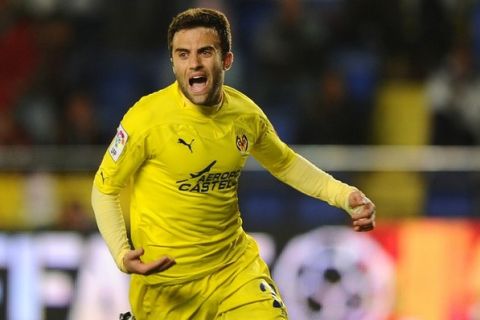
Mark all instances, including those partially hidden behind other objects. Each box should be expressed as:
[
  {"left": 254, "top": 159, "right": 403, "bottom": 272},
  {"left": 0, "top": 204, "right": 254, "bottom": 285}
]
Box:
[
  {"left": 1, "top": 0, "right": 480, "bottom": 146},
  {"left": 1, "top": 0, "right": 480, "bottom": 232}
]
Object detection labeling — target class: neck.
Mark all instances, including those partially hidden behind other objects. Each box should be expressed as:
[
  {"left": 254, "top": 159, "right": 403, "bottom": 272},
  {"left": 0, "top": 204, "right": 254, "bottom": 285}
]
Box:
[
  {"left": 209, "top": 91, "right": 224, "bottom": 109},
  {"left": 177, "top": 83, "right": 224, "bottom": 115}
]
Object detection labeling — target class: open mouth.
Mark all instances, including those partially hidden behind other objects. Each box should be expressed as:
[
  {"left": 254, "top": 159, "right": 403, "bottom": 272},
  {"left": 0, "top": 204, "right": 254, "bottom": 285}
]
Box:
[{"left": 189, "top": 76, "right": 208, "bottom": 93}]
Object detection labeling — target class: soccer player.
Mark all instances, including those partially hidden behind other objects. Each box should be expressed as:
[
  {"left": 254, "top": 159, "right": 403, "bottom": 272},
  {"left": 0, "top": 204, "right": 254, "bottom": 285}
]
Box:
[{"left": 91, "top": 8, "right": 376, "bottom": 320}]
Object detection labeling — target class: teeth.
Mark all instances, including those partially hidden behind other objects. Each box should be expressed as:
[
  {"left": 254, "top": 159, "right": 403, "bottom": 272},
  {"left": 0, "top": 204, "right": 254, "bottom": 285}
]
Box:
[{"left": 189, "top": 76, "right": 206, "bottom": 86}]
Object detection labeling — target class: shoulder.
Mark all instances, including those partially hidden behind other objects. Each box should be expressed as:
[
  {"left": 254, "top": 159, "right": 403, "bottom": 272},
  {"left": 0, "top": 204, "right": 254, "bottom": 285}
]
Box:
[
  {"left": 224, "top": 85, "right": 256, "bottom": 107},
  {"left": 121, "top": 84, "right": 177, "bottom": 132},
  {"left": 128, "top": 84, "right": 176, "bottom": 118},
  {"left": 223, "top": 85, "right": 267, "bottom": 119},
  {"left": 223, "top": 86, "right": 274, "bottom": 140}
]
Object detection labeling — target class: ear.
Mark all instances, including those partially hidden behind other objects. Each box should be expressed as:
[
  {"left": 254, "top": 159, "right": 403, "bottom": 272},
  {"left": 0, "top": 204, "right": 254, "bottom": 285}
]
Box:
[
  {"left": 170, "top": 57, "right": 175, "bottom": 74},
  {"left": 223, "top": 52, "right": 234, "bottom": 71}
]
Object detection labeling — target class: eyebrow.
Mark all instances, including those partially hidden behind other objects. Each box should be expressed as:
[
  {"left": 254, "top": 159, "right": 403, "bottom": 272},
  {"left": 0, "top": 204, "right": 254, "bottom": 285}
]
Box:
[{"left": 174, "top": 45, "right": 216, "bottom": 54}]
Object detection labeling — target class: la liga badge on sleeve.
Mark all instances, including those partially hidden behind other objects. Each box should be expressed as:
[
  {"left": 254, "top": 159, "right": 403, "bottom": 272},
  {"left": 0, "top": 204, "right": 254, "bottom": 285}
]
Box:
[{"left": 109, "top": 124, "right": 128, "bottom": 162}]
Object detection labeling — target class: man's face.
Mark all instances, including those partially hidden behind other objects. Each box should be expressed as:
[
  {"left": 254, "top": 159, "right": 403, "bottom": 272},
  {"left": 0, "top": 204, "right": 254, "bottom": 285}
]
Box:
[{"left": 171, "top": 27, "right": 233, "bottom": 106}]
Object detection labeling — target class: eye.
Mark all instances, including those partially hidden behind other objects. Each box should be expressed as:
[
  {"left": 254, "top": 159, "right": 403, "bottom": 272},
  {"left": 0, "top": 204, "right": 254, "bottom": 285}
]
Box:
[
  {"left": 177, "top": 51, "right": 188, "bottom": 60},
  {"left": 200, "top": 48, "right": 214, "bottom": 57}
]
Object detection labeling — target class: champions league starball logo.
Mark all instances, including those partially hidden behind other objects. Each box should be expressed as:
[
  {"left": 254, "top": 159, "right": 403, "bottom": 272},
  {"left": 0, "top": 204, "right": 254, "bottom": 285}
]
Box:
[{"left": 273, "top": 227, "right": 395, "bottom": 320}]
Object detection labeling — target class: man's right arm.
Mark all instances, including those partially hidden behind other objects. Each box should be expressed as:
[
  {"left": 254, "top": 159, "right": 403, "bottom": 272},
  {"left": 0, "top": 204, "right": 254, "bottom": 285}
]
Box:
[
  {"left": 91, "top": 185, "right": 177, "bottom": 274},
  {"left": 91, "top": 184, "right": 131, "bottom": 272}
]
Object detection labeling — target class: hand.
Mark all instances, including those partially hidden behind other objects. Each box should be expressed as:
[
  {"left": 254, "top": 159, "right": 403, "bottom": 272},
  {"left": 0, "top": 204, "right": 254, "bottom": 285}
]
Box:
[
  {"left": 348, "top": 190, "right": 376, "bottom": 232},
  {"left": 123, "top": 248, "right": 176, "bottom": 275}
]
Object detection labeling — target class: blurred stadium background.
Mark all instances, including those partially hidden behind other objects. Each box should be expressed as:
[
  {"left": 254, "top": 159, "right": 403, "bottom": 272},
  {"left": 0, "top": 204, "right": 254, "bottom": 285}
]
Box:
[{"left": 1, "top": 0, "right": 480, "bottom": 319}]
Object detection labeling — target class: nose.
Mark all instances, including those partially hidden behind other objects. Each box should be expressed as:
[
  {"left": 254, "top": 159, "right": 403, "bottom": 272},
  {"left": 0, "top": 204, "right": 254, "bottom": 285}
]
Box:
[{"left": 188, "top": 53, "right": 202, "bottom": 69}]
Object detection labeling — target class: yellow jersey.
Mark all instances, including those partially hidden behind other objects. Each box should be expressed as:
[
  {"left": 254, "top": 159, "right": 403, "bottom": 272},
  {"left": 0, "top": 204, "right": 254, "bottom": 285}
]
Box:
[{"left": 94, "top": 82, "right": 296, "bottom": 284}]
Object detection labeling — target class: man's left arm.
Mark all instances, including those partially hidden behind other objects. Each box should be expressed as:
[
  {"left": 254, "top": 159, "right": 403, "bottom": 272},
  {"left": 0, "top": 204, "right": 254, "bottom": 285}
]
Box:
[
  {"left": 250, "top": 117, "right": 375, "bottom": 231},
  {"left": 276, "top": 154, "right": 375, "bottom": 231}
]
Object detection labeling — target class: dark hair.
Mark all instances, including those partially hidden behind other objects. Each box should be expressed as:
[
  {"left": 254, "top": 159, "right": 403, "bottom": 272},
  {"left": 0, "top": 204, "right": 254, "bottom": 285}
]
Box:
[{"left": 167, "top": 8, "right": 232, "bottom": 57}]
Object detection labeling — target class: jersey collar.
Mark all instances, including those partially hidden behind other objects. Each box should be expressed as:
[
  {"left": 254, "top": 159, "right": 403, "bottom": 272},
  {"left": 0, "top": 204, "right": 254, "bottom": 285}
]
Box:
[{"left": 175, "top": 81, "right": 226, "bottom": 117}]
